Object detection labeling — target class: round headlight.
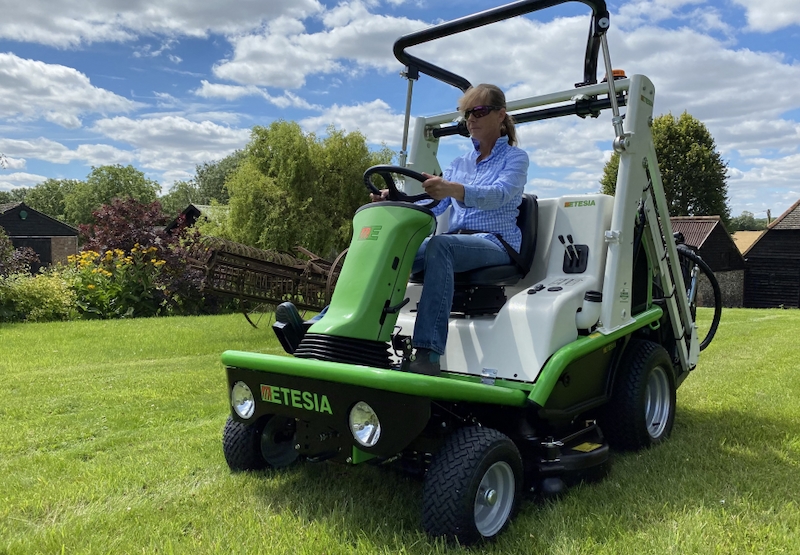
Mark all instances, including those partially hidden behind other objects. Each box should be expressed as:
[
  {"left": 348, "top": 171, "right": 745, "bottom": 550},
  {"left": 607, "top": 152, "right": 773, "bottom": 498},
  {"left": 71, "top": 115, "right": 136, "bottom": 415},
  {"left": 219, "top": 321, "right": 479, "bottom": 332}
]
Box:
[
  {"left": 349, "top": 401, "right": 381, "bottom": 447},
  {"left": 231, "top": 381, "right": 255, "bottom": 419}
]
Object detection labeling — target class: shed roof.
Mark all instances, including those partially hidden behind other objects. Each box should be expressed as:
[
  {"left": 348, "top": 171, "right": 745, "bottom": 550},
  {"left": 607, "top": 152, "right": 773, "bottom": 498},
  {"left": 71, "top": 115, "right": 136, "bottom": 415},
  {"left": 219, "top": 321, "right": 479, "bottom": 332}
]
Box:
[
  {"left": 767, "top": 198, "right": 800, "bottom": 230},
  {"left": 669, "top": 215, "right": 721, "bottom": 248},
  {"left": 0, "top": 202, "right": 22, "bottom": 214},
  {"left": 741, "top": 197, "right": 800, "bottom": 255},
  {"left": 0, "top": 202, "right": 78, "bottom": 236}
]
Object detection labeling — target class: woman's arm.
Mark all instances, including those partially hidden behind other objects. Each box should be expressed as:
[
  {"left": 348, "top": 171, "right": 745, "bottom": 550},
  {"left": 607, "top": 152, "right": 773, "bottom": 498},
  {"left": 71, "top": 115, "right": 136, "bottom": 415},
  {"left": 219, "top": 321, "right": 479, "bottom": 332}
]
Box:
[{"left": 462, "top": 148, "right": 529, "bottom": 210}]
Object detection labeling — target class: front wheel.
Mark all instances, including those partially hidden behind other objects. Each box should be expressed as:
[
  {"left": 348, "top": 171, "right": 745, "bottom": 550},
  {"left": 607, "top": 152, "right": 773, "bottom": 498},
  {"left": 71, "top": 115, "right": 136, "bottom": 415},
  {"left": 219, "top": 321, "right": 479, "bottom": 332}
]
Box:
[
  {"left": 600, "top": 339, "right": 676, "bottom": 451},
  {"left": 422, "top": 426, "right": 522, "bottom": 545},
  {"left": 222, "top": 415, "right": 299, "bottom": 471}
]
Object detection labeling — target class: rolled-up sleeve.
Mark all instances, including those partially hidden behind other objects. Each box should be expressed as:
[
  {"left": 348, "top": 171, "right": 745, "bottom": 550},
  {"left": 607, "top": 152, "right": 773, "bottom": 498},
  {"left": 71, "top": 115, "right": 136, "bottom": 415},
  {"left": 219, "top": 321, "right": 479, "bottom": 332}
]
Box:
[{"left": 462, "top": 148, "right": 529, "bottom": 210}]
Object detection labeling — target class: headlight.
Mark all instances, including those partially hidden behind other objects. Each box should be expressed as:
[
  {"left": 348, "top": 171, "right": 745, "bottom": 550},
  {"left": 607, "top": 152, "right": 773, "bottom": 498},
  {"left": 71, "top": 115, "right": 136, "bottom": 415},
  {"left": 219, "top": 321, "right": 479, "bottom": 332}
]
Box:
[
  {"left": 349, "top": 401, "right": 381, "bottom": 447},
  {"left": 231, "top": 381, "right": 255, "bottom": 419}
]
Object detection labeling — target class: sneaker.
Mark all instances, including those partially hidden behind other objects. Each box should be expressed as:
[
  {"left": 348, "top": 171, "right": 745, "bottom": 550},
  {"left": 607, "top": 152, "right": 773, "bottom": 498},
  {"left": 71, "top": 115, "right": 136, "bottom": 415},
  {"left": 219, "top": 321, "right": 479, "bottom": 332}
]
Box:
[
  {"left": 402, "top": 348, "right": 441, "bottom": 376},
  {"left": 273, "top": 302, "right": 305, "bottom": 354}
]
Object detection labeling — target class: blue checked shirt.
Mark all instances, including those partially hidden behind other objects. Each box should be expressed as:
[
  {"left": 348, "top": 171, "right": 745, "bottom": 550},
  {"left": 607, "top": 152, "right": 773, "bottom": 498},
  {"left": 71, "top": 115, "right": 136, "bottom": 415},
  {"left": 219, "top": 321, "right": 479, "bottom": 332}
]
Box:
[{"left": 432, "top": 138, "right": 529, "bottom": 252}]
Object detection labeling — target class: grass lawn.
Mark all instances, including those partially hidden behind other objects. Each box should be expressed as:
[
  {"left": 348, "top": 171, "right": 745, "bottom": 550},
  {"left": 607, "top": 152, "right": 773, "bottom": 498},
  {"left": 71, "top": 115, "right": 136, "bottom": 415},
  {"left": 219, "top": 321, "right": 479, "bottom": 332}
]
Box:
[{"left": 1, "top": 309, "right": 799, "bottom": 554}]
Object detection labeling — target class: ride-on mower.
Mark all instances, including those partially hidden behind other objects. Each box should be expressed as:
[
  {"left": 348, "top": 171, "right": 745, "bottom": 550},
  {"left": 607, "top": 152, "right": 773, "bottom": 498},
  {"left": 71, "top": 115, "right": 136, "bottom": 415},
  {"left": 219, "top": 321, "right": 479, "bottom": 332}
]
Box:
[{"left": 221, "top": 0, "right": 721, "bottom": 544}]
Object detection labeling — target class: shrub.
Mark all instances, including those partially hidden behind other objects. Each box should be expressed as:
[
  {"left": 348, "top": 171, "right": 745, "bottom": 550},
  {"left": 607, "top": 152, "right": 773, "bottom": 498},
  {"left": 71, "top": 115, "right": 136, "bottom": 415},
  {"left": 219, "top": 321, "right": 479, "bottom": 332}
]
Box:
[
  {"left": 0, "top": 271, "right": 77, "bottom": 322},
  {"left": 78, "top": 198, "right": 207, "bottom": 316},
  {"left": 68, "top": 246, "right": 169, "bottom": 318},
  {"left": 0, "top": 228, "right": 39, "bottom": 277}
]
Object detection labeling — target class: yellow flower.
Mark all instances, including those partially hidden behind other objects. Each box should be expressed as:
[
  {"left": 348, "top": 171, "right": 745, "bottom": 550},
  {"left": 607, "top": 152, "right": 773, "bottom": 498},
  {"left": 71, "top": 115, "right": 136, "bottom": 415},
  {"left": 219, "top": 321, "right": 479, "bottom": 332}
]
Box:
[{"left": 87, "top": 284, "right": 96, "bottom": 290}]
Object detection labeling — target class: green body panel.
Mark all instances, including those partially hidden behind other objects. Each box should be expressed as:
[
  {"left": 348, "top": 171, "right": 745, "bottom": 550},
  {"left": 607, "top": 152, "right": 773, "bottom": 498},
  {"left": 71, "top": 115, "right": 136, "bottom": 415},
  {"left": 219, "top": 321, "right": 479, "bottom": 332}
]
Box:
[
  {"left": 308, "top": 203, "right": 435, "bottom": 342},
  {"left": 221, "top": 351, "right": 529, "bottom": 407},
  {"left": 527, "top": 307, "right": 664, "bottom": 407},
  {"left": 351, "top": 446, "right": 376, "bottom": 464}
]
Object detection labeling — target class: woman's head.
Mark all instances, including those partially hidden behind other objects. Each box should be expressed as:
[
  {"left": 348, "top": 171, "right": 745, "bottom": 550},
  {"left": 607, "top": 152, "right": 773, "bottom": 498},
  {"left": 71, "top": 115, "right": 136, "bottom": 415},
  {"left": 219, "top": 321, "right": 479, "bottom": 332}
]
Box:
[{"left": 458, "top": 84, "right": 518, "bottom": 146}]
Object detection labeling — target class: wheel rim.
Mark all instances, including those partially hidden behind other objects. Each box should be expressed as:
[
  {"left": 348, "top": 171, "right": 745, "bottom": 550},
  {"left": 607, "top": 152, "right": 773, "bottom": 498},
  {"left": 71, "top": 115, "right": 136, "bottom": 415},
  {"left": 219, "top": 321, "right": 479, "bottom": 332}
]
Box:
[
  {"left": 260, "top": 416, "right": 299, "bottom": 468},
  {"left": 644, "top": 365, "right": 672, "bottom": 440},
  {"left": 473, "top": 461, "right": 515, "bottom": 537}
]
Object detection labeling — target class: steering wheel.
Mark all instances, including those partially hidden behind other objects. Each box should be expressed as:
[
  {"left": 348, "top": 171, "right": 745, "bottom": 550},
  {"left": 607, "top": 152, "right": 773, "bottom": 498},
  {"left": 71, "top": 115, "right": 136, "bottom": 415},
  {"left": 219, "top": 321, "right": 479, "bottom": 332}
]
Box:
[{"left": 363, "top": 165, "right": 439, "bottom": 209}]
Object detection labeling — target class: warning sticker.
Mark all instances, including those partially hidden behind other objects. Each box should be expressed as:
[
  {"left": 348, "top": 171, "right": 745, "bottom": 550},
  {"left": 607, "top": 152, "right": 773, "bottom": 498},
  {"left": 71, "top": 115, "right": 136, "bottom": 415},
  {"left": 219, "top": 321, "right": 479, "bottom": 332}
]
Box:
[{"left": 572, "top": 442, "right": 603, "bottom": 453}]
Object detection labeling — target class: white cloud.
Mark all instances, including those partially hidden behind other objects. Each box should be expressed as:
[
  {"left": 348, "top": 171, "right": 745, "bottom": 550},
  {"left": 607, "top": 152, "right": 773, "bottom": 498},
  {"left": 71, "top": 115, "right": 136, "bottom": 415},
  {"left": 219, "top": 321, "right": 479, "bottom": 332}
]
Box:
[
  {"left": 0, "top": 53, "right": 138, "bottom": 128},
  {"left": 194, "top": 80, "right": 321, "bottom": 110},
  {"left": 91, "top": 115, "right": 250, "bottom": 172},
  {"left": 0, "top": 172, "right": 50, "bottom": 189},
  {"left": 0, "top": 0, "right": 324, "bottom": 47},
  {"left": 195, "top": 80, "right": 262, "bottom": 101},
  {"left": 0, "top": 156, "right": 26, "bottom": 170},
  {"left": 0, "top": 137, "right": 134, "bottom": 165},
  {"left": 300, "top": 99, "right": 406, "bottom": 145},
  {"left": 731, "top": 0, "right": 800, "bottom": 32},
  {"left": 212, "top": 4, "right": 425, "bottom": 89}
]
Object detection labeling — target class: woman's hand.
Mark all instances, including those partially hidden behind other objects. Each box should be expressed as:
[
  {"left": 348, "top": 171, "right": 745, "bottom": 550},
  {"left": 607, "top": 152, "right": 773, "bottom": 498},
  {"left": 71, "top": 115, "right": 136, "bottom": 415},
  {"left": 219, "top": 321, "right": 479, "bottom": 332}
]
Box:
[
  {"left": 422, "top": 173, "right": 465, "bottom": 202},
  {"left": 370, "top": 189, "right": 389, "bottom": 202}
]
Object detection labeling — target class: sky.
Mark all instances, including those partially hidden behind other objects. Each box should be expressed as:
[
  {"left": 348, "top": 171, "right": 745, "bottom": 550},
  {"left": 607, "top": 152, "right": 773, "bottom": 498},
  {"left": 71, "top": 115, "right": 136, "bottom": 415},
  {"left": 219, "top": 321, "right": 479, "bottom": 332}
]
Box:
[{"left": 1, "top": 0, "right": 799, "bottom": 220}]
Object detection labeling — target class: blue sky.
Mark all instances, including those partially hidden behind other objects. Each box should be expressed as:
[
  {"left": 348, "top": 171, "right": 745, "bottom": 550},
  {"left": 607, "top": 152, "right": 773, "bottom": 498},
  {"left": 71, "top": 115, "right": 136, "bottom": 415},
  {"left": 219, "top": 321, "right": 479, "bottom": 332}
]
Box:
[{"left": 1, "top": 0, "right": 799, "bottom": 220}]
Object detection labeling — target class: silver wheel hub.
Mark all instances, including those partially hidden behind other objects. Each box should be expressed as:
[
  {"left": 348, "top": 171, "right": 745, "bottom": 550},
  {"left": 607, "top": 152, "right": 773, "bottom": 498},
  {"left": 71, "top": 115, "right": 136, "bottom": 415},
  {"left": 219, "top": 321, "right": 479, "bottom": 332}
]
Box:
[
  {"left": 645, "top": 365, "right": 672, "bottom": 440},
  {"left": 473, "top": 461, "right": 515, "bottom": 537},
  {"left": 480, "top": 487, "right": 498, "bottom": 506}
]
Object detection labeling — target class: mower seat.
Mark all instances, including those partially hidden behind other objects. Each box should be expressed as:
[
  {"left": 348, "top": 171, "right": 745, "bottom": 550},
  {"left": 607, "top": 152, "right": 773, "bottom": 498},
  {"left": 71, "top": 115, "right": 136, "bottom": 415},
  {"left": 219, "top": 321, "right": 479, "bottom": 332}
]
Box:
[
  {"left": 411, "top": 194, "right": 538, "bottom": 315},
  {"left": 455, "top": 193, "right": 538, "bottom": 286}
]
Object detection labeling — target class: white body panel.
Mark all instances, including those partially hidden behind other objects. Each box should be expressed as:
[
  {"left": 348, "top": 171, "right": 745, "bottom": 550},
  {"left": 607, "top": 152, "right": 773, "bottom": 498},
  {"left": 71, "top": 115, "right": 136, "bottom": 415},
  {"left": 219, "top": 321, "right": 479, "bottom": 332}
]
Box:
[{"left": 395, "top": 194, "right": 614, "bottom": 381}]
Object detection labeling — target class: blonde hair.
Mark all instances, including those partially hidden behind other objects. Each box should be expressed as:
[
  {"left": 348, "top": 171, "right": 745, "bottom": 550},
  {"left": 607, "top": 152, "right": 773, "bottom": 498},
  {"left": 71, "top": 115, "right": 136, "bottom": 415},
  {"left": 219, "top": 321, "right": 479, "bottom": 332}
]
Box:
[{"left": 458, "top": 84, "right": 518, "bottom": 146}]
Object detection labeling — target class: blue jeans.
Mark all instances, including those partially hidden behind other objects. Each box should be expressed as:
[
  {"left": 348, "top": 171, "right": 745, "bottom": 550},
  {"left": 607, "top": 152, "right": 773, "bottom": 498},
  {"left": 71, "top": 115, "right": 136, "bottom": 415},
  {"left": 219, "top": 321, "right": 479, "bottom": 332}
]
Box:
[{"left": 411, "top": 234, "right": 511, "bottom": 355}]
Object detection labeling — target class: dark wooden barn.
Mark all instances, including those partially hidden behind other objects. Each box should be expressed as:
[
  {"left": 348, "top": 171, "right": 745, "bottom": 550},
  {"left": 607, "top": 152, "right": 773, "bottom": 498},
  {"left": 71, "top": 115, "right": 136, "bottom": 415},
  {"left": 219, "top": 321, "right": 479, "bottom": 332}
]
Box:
[
  {"left": 0, "top": 202, "right": 78, "bottom": 273},
  {"left": 743, "top": 199, "right": 800, "bottom": 308},
  {"left": 670, "top": 216, "right": 745, "bottom": 307}
]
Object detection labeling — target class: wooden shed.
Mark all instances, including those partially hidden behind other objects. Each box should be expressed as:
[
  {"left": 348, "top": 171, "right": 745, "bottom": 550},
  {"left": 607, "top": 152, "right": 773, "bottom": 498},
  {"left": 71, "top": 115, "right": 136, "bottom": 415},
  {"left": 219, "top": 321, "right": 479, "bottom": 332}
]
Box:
[
  {"left": 743, "top": 199, "right": 800, "bottom": 308},
  {"left": 0, "top": 202, "right": 78, "bottom": 273},
  {"left": 670, "top": 215, "right": 745, "bottom": 307}
]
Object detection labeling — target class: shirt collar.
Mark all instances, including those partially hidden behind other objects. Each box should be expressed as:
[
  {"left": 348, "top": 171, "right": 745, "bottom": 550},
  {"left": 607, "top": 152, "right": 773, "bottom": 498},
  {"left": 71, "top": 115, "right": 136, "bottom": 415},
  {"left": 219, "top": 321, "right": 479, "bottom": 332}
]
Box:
[{"left": 471, "top": 137, "right": 510, "bottom": 159}]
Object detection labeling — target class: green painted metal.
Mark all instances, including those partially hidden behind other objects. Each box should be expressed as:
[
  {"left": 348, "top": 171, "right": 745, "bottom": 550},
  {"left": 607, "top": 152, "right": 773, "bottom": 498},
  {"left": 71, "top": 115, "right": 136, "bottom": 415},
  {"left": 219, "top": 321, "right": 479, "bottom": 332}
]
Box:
[
  {"left": 308, "top": 203, "right": 435, "bottom": 342},
  {"left": 351, "top": 446, "right": 376, "bottom": 465},
  {"left": 527, "top": 306, "right": 664, "bottom": 407},
  {"left": 221, "top": 351, "right": 529, "bottom": 407}
]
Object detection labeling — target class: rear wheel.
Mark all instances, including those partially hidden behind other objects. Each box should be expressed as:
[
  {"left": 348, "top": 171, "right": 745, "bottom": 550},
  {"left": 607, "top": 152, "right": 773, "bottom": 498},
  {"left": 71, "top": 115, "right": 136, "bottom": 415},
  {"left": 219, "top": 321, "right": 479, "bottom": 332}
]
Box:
[
  {"left": 422, "top": 426, "right": 522, "bottom": 545},
  {"left": 222, "top": 415, "right": 299, "bottom": 471},
  {"left": 601, "top": 339, "right": 676, "bottom": 451}
]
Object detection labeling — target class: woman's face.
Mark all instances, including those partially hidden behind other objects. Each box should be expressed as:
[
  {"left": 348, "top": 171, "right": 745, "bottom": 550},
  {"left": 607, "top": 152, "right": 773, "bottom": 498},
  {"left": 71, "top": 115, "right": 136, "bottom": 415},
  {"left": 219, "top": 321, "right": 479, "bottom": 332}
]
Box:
[{"left": 464, "top": 101, "right": 506, "bottom": 145}]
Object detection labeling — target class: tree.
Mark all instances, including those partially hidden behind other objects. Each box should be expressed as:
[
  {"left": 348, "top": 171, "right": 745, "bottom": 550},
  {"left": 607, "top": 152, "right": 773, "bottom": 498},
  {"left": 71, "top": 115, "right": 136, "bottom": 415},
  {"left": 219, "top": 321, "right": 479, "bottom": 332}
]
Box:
[
  {"left": 64, "top": 165, "right": 161, "bottom": 226},
  {"left": 601, "top": 112, "right": 730, "bottom": 226},
  {"left": 159, "top": 180, "right": 199, "bottom": 217},
  {"left": 224, "top": 121, "right": 393, "bottom": 257},
  {"left": 728, "top": 211, "right": 768, "bottom": 232},
  {"left": 24, "top": 178, "right": 80, "bottom": 221},
  {"left": 195, "top": 150, "right": 245, "bottom": 205},
  {"left": 0, "top": 188, "right": 28, "bottom": 204}
]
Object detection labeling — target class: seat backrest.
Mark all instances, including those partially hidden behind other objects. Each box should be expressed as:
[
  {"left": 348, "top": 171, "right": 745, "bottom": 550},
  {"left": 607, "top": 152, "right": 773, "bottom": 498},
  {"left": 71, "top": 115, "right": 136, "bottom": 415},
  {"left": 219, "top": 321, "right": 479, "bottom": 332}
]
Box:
[{"left": 515, "top": 193, "right": 538, "bottom": 277}]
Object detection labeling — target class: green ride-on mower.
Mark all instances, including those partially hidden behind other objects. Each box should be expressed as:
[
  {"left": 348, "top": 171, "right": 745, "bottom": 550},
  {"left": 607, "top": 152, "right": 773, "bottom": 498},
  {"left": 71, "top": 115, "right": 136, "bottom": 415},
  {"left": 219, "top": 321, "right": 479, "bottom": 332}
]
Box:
[{"left": 221, "top": 0, "right": 721, "bottom": 544}]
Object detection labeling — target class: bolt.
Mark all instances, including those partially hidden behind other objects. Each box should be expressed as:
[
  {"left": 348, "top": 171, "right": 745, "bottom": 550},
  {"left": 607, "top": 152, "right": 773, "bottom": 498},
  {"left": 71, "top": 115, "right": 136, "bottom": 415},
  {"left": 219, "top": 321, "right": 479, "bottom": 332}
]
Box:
[{"left": 479, "top": 487, "right": 498, "bottom": 506}]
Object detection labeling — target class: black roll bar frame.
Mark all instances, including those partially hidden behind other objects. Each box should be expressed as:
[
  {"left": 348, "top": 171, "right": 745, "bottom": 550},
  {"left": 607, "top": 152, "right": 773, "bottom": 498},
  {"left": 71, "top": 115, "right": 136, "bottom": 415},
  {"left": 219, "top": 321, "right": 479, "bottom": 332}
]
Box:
[{"left": 393, "top": 0, "right": 610, "bottom": 92}]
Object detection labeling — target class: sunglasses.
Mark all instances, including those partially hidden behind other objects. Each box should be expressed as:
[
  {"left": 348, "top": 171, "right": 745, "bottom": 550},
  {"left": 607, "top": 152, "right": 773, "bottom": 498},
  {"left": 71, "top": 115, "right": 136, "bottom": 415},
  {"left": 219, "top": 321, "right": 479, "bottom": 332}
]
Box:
[{"left": 463, "top": 105, "right": 500, "bottom": 119}]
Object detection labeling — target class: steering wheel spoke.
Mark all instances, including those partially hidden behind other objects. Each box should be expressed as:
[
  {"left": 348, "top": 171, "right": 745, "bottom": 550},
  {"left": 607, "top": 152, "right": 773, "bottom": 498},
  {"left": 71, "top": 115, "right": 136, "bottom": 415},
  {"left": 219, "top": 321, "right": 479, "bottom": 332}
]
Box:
[{"left": 363, "top": 165, "right": 439, "bottom": 209}]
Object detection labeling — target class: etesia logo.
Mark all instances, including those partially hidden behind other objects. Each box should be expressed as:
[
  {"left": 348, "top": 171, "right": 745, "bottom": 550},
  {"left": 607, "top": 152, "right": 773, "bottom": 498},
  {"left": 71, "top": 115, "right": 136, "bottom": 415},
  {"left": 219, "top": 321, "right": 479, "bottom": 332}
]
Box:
[
  {"left": 564, "top": 200, "right": 596, "bottom": 208},
  {"left": 358, "top": 225, "right": 382, "bottom": 241},
  {"left": 261, "top": 384, "right": 333, "bottom": 415}
]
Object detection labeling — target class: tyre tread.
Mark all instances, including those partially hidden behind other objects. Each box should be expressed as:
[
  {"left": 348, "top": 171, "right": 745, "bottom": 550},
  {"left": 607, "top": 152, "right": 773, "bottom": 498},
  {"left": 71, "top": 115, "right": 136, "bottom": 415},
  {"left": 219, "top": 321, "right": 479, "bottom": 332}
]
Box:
[{"left": 422, "top": 426, "right": 521, "bottom": 544}]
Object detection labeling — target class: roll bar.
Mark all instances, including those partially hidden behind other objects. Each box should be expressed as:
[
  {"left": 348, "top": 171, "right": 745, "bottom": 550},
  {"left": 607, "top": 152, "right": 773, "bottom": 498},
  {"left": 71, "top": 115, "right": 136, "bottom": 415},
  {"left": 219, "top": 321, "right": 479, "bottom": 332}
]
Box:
[{"left": 393, "top": 0, "right": 610, "bottom": 92}]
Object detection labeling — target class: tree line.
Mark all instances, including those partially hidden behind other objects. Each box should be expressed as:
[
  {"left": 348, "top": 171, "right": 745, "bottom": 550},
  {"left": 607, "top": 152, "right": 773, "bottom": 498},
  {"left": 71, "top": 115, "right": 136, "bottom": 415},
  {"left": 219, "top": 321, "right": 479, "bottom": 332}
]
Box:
[{"left": 3, "top": 112, "right": 746, "bottom": 259}]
